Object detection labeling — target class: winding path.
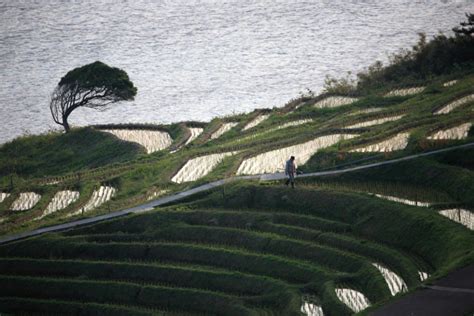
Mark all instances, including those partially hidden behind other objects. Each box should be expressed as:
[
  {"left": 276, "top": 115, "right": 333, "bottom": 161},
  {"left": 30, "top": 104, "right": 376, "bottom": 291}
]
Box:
[
  {"left": 1, "top": 142, "right": 473, "bottom": 315},
  {"left": 1, "top": 142, "right": 473, "bottom": 245}
]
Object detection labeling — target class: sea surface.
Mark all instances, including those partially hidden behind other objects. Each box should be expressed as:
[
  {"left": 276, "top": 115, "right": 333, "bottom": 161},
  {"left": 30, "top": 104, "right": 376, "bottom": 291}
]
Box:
[{"left": 1, "top": 0, "right": 473, "bottom": 144}]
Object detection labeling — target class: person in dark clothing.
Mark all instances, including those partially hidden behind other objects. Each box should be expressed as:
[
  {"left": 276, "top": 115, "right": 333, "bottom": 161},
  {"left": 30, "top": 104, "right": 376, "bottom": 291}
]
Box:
[{"left": 285, "top": 156, "right": 296, "bottom": 188}]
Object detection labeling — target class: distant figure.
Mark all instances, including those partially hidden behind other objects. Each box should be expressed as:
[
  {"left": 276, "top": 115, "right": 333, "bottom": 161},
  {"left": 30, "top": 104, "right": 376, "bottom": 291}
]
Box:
[{"left": 285, "top": 156, "right": 296, "bottom": 188}]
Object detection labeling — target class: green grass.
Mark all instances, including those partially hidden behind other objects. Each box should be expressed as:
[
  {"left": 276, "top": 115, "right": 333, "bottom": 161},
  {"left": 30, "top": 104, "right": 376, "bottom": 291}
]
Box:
[
  {"left": 0, "top": 60, "right": 474, "bottom": 315},
  {"left": 193, "top": 183, "right": 474, "bottom": 271},
  {"left": 319, "top": 154, "right": 474, "bottom": 207},
  {"left": 0, "top": 297, "right": 164, "bottom": 316},
  {"left": 0, "top": 127, "right": 143, "bottom": 180},
  {"left": 1, "top": 177, "right": 472, "bottom": 314}
]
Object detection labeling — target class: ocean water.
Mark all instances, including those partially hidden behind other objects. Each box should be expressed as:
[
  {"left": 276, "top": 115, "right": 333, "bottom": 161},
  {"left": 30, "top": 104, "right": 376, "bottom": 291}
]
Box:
[{"left": 1, "top": 0, "right": 473, "bottom": 144}]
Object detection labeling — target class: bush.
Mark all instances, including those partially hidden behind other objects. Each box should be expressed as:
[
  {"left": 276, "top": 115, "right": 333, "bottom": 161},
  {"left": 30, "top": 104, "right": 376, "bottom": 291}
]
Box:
[
  {"left": 325, "top": 15, "right": 474, "bottom": 94},
  {"left": 356, "top": 32, "right": 474, "bottom": 92},
  {"left": 323, "top": 72, "right": 358, "bottom": 95}
]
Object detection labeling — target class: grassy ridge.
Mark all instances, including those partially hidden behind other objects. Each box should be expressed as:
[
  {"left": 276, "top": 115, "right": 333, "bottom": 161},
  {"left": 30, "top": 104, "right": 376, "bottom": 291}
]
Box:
[
  {"left": 0, "top": 297, "right": 162, "bottom": 316},
  {"left": 2, "top": 175, "right": 472, "bottom": 314},
  {"left": 0, "top": 127, "right": 143, "bottom": 179},
  {"left": 317, "top": 156, "right": 474, "bottom": 207},
  {"left": 64, "top": 209, "right": 421, "bottom": 285},
  {"left": 0, "top": 258, "right": 288, "bottom": 297},
  {"left": 194, "top": 183, "right": 474, "bottom": 272},
  {"left": 0, "top": 275, "right": 257, "bottom": 316}
]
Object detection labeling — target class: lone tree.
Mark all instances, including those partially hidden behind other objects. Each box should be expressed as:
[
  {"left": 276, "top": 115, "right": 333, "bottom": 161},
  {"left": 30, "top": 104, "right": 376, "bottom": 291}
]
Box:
[{"left": 50, "top": 61, "right": 137, "bottom": 132}]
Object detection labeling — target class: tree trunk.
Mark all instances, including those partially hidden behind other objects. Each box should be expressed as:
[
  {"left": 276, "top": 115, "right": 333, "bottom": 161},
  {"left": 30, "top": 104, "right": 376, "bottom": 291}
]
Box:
[{"left": 62, "top": 116, "right": 70, "bottom": 133}]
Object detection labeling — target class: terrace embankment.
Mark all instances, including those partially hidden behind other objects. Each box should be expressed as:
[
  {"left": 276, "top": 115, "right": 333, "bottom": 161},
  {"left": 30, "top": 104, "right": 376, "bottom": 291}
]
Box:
[
  {"left": 0, "top": 68, "right": 474, "bottom": 315},
  {"left": 1, "top": 162, "right": 473, "bottom": 315}
]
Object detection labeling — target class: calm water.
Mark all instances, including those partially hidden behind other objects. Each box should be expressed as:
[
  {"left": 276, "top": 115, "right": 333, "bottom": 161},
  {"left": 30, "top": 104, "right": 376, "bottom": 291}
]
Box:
[{"left": 1, "top": 0, "right": 473, "bottom": 144}]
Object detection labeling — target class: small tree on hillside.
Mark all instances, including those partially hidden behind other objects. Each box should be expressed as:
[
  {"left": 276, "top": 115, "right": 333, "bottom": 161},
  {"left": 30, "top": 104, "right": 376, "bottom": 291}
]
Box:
[
  {"left": 50, "top": 61, "right": 137, "bottom": 132},
  {"left": 453, "top": 13, "right": 474, "bottom": 37}
]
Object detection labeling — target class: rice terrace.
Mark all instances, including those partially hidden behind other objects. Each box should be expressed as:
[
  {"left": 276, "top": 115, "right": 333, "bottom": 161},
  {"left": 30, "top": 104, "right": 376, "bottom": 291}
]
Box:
[{"left": 1, "top": 7, "right": 474, "bottom": 316}]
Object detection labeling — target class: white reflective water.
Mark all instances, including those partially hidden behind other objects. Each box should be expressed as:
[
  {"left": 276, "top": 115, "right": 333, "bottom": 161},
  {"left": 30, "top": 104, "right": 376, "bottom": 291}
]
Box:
[{"left": 1, "top": 0, "right": 473, "bottom": 144}]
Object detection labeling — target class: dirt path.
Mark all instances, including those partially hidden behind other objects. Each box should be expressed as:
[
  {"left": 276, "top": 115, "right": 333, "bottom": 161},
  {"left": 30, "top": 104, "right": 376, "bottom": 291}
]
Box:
[
  {"left": 0, "top": 143, "right": 473, "bottom": 314},
  {"left": 2, "top": 142, "right": 474, "bottom": 245}
]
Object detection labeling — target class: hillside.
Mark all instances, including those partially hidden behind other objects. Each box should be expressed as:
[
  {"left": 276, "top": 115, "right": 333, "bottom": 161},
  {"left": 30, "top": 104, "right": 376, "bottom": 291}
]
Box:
[
  {"left": 0, "top": 127, "right": 144, "bottom": 179},
  {"left": 1, "top": 62, "right": 474, "bottom": 314}
]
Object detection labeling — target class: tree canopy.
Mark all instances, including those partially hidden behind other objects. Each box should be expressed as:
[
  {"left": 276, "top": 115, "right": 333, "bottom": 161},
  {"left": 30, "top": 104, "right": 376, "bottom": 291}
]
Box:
[
  {"left": 453, "top": 13, "right": 474, "bottom": 37},
  {"left": 50, "top": 61, "right": 137, "bottom": 132}
]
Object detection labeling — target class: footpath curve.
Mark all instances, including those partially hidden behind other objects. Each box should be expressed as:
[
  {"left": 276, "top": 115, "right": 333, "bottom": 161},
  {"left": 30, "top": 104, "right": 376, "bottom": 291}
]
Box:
[
  {"left": 1, "top": 142, "right": 474, "bottom": 315},
  {"left": 1, "top": 141, "right": 473, "bottom": 245}
]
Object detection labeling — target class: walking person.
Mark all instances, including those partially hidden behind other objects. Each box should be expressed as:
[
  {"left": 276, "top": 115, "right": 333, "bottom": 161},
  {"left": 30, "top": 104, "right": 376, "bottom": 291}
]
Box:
[{"left": 285, "top": 156, "right": 296, "bottom": 188}]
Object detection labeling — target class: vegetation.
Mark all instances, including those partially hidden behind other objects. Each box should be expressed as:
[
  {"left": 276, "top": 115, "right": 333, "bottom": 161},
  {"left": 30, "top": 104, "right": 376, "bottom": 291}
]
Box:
[
  {"left": 1, "top": 68, "right": 473, "bottom": 240},
  {"left": 50, "top": 61, "right": 137, "bottom": 132},
  {"left": 0, "top": 170, "right": 472, "bottom": 314},
  {"left": 0, "top": 128, "right": 143, "bottom": 180},
  {"left": 453, "top": 13, "right": 474, "bottom": 37},
  {"left": 324, "top": 14, "right": 474, "bottom": 94},
  {"left": 0, "top": 16, "right": 474, "bottom": 315}
]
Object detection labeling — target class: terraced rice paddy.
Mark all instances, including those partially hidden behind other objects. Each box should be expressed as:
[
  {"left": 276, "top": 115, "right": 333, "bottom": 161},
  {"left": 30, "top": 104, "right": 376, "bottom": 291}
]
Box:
[
  {"left": 146, "top": 190, "right": 169, "bottom": 201},
  {"left": 439, "top": 208, "right": 474, "bottom": 230},
  {"left": 345, "top": 115, "right": 404, "bottom": 129},
  {"left": 171, "top": 152, "right": 237, "bottom": 183},
  {"left": 301, "top": 299, "right": 324, "bottom": 316},
  {"left": 372, "top": 263, "right": 408, "bottom": 296},
  {"left": 427, "top": 122, "right": 472, "bottom": 140},
  {"left": 313, "top": 96, "right": 359, "bottom": 109},
  {"left": 67, "top": 186, "right": 116, "bottom": 217},
  {"left": 0, "top": 164, "right": 473, "bottom": 315},
  {"left": 45, "top": 179, "right": 61, "bottom": 185},
  {"left": 349, "top": 108, "right": 383, "bottom": 116},
  {"left": 101, "top": 129, "right": 173, "bottom": 153},
  {"left": 184, "top": 127, "right": 204, "bottom": 145},
  {"left": 0, "top": 199, "right": 424, "bottom": 314},
  {"left": 242, "top": 114, "right": 270, "bottom": 131},
  {"left": 434, "top": 94, "right": 474, "bottom": 114},
  {"left": 1, "top": 71, "right": 474, "bottom": 315},
  {"left": 0, "top": 193, "right": 9, "bottom": 203},
  {"left": 384, "top": 87, "right": 425, "bottom": 97},
  {"left": 10, "top": 192, "right": 41, "bottom": 211},
  {"left": 418, "top": 271, "right": 429, "bottom": 281},
  {"left": 210, "top": 122, "right": 238, "bottom": 139},
  {"left": 335, "top": 288, "right": 371, "bottom": 313},
  {"left": 278, "top": 119, "right": 313, "bottom": 129},
  {"left": 373, "top": 194, "right": 431, "bottom": 207},
  {"left": 443, "top": 80, "right": 458, "bottom": 87},
  {"left": 350, "top": 133, "right": 410, "bottom": 152},
  {"left": 37, "top": 190, "right": 80, "bottom": 219},
  {"left": 237, "top": 134, "right": 357, "bottom": 175},
  {"left": 233, "top": 119, "right": 313, "bottom": 144}
]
